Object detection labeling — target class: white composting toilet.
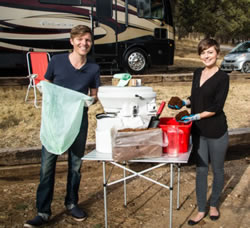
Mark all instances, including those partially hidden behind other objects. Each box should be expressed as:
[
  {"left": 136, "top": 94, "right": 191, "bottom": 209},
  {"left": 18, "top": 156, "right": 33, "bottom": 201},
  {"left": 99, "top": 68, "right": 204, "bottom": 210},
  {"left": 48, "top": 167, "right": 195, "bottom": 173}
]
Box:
[{"left": 96, "top": 86, "right": 157, "bottom": 154}]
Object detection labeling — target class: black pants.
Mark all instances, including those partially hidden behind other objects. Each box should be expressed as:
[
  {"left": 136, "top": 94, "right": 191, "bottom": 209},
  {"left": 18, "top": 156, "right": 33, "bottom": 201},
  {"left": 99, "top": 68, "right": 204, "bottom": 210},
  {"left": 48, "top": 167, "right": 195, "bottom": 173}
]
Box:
[{"left": 193, "top": 132, "right": 228, "bottom": 212}]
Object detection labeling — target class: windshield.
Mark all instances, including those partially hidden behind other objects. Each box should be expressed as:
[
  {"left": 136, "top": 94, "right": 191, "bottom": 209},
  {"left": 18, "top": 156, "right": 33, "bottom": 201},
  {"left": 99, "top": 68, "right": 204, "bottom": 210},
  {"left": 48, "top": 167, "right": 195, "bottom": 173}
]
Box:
[
  {"left": 137, "top": 0, "right": 164, "bottom": 19},
  {"left": 230, "top": 42, "right": 250, "bottom": 54}
]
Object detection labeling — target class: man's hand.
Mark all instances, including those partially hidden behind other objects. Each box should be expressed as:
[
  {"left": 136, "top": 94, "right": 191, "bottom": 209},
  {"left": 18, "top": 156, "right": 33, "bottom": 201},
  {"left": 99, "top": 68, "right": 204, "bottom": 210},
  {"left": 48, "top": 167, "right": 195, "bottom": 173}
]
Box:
[{"left": 91, "top": 95, "right": 98, "bottom": 104}]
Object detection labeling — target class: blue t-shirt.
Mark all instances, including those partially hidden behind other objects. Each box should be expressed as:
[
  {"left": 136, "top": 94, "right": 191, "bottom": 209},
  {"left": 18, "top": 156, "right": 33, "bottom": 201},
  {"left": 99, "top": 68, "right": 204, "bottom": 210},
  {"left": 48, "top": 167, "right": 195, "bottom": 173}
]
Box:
[{"left": 45, "top": 53, "right": 100, "bottom": 95}]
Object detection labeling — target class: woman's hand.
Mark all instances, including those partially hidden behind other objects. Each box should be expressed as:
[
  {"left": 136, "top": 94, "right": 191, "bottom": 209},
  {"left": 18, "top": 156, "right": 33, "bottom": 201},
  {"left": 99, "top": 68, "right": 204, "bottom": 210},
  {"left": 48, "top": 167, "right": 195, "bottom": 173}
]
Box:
[
  {"left": 168, "top": 96, "right": 186, "bottom": 110},
  {"left": 180, "top": 114, "right": 201, "bottom": 123}
]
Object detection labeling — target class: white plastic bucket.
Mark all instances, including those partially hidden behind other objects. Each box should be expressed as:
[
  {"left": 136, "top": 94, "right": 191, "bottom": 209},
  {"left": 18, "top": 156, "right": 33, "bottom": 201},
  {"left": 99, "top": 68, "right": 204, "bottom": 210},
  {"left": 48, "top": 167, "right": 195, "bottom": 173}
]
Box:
[
  {"left": 95, "top": 114, "right": 123, "bottom": 154},
  {"left": 96, "top": 129, "right": 112, "bottom": 153}
]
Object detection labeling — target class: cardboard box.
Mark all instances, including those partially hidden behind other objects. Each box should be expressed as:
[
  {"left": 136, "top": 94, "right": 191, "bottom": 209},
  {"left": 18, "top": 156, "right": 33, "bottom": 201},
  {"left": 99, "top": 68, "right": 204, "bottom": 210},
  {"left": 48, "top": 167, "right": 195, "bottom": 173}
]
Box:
[
  {"left": 112, "top": 78, "right": 142, "bottom": 87},
  {"left": 112, "top": 128, "right": 163, "bottom": 162},
  {"left": 112, "top": 78, "right": 120, "bottom": 86}
]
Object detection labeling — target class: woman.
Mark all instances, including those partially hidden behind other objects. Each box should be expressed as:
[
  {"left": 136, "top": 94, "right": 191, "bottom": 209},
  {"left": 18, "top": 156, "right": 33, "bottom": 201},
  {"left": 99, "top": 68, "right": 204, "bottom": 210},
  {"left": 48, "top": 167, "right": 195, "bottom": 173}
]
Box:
[{"left": 168, "top": 38, "right": 229, "bottom": 225}]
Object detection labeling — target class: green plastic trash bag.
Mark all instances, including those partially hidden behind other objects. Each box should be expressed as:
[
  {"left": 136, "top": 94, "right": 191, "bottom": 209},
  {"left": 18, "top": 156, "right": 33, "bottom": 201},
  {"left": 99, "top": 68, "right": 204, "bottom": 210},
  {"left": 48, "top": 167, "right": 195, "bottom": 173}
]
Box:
[
  {"left": 40, "top": 81, "right": 94, "bottom": 155},
  {"left": 113, "top": 73, "right": 132, "bottom": 86}
]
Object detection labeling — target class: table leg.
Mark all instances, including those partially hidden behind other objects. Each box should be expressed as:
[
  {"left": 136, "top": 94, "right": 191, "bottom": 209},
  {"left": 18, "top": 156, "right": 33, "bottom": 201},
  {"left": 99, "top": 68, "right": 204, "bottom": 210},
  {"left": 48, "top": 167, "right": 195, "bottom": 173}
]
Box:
[
  {"left": 169, "top": 163, "right": 174, "bottom": 228},
  {"left": 177, "top": 164, "right": 181, "bottom": 210},
  {"left": 123, "top": 162, "right": 127, "bottom": 207},
  {"left": 102, "top": 162, "right": 108, "bottom": 228}
]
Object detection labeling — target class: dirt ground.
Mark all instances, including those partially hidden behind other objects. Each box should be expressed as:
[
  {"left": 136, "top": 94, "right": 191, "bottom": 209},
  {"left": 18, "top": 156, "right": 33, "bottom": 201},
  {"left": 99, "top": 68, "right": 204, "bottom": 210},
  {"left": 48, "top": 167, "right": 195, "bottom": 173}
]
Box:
[
  {"left": 0, "top": 39, "right": 249, "bottom": 227},
  {"left": 0, "top": 144, "right": 249, "bottom": 228}
]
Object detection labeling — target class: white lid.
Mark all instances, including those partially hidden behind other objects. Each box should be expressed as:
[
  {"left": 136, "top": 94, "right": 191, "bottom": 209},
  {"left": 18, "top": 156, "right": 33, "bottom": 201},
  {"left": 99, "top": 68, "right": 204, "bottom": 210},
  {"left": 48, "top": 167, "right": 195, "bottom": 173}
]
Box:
[
  {"left": 98, "top": 86, "right": 156, "bottom": 99},
  {"left": 98, "top": 86, "right": 154, "bottom": 93}
]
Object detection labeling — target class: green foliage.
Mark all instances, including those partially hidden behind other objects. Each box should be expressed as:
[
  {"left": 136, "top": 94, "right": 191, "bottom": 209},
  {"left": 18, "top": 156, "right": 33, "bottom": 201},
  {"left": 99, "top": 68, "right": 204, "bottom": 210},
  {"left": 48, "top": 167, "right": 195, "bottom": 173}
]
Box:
[
  {"left": 174, "top": 0, "right": 195, "bottom": 39},
  {"left": 173, "top": 0, "right": 250, "bottom": 41}
]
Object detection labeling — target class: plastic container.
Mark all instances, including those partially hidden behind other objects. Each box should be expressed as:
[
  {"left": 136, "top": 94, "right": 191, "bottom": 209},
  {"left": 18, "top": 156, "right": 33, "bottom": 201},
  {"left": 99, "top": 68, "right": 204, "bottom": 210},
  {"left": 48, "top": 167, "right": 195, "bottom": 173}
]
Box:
[
  {"left": 95, "top": 113, "right": 123, "bottom": 154},
  {"left": 159, "top": 117, "right": 192, "bottom": 156}
]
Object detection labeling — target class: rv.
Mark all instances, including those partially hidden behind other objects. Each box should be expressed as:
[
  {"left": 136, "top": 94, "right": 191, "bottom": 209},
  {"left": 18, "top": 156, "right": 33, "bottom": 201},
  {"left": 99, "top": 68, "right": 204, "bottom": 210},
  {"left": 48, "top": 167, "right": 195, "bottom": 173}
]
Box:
[{"left": 0, "top": 0, "right": 174, "bottom": 75}]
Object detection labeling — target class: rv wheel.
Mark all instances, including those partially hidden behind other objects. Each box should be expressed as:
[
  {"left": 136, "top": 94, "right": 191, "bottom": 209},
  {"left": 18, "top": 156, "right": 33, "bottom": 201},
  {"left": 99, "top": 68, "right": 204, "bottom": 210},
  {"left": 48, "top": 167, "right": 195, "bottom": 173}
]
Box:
[{"left": 124, "top": 48, "right": 147, "bottom": 74}]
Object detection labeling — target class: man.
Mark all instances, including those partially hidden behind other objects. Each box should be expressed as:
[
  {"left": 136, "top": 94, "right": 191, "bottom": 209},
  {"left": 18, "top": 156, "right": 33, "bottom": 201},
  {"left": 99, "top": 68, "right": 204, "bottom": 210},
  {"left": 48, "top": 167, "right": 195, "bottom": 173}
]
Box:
[{"left": 24, "top": 25, "right": 100, "bottom": 227}]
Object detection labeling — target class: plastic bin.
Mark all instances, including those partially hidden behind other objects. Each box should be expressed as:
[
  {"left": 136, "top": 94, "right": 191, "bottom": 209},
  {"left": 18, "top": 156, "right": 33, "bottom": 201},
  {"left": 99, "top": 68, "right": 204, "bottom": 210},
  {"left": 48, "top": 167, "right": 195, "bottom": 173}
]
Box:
[{"left": 159, "top": 117, "right": 192, "bottom": 155}]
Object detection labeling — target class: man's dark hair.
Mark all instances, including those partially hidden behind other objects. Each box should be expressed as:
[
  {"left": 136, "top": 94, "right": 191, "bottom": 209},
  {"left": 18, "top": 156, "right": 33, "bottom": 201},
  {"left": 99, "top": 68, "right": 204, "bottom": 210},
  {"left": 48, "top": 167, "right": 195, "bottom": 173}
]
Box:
[{"left": 70, "top": 25, "right": 92, "bottom": 40}]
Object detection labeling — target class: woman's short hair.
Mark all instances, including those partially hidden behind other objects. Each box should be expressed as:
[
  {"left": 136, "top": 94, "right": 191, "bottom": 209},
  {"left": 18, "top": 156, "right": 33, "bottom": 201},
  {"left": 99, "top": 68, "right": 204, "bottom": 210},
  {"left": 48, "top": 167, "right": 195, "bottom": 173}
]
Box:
[
  {"left": 198, "top": 38, "right": 220, "bottom": 55},
  {"left": 70, "top": 25, "right": 92, "bottom": 40}
]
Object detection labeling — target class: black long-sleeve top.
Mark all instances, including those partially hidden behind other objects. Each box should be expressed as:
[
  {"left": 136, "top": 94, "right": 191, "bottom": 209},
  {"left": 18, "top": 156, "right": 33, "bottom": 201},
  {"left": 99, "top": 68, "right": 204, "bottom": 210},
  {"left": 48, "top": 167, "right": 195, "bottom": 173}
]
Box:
[{"left": 189, "top": 68, "right": 229, "bottom": 138}]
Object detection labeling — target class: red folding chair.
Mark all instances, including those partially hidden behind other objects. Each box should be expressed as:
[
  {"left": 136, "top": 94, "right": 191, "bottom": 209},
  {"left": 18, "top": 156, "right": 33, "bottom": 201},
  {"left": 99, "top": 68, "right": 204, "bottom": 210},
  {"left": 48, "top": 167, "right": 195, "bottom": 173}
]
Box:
[{"left": 25, "top": 52, "right": 51, "bottom": 108}]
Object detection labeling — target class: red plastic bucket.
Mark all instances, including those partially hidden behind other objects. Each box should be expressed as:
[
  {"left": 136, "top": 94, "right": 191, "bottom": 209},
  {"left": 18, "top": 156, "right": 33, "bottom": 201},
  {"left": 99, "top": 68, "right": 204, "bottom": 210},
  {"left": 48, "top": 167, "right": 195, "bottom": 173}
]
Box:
[{"left": 159, "top": 117, "right": 192, "bottom": 154}]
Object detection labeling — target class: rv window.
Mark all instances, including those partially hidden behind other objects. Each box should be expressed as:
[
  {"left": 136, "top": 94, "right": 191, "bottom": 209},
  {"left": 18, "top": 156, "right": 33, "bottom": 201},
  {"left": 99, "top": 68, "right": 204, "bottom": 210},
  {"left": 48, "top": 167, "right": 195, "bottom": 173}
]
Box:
[
  {"left": 96, "top": 0, "right": 113, "bottom": 18},
  {"left": 40, "top": 0, "right": 82, "bottom": 5},
  {"left": 137, "top": 0, "right": 164, "bottom": 19}
]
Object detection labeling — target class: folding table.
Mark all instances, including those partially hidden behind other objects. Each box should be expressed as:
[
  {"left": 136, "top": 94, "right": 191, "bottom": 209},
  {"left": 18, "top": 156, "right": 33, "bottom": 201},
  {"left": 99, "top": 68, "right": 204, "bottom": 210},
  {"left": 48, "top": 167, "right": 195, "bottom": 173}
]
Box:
[{"left": 82, "top": 146, "right": 191, "bottom": 228}]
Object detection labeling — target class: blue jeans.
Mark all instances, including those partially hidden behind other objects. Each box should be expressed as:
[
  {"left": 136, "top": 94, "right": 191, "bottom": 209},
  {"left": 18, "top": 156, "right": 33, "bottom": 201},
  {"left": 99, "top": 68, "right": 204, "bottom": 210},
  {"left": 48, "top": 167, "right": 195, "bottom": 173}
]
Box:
[{"left": 36, "top": 110, "right": 88, "bottom": 217}]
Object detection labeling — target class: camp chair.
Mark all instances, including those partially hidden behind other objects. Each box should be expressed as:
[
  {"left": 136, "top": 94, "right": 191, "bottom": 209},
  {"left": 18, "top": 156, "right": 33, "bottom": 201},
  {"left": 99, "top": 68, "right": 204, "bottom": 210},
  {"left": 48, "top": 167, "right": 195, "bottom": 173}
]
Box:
[{"left": 25, "top": 52, "right": 51, "bottom": 108}]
